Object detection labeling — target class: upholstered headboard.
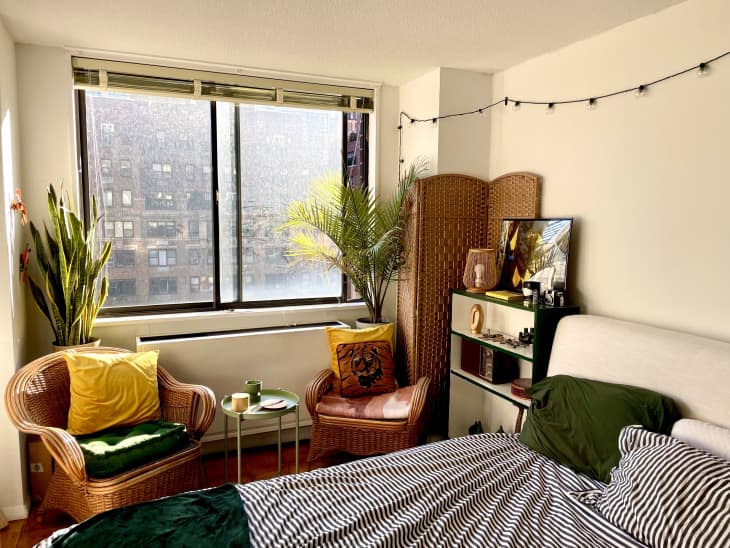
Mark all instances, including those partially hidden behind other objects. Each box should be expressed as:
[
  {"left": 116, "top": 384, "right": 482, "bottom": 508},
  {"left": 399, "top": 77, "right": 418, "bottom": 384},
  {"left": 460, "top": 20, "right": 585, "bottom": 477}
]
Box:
[{"left": 548, "top": 315, "right": 730, "bottom": 428}]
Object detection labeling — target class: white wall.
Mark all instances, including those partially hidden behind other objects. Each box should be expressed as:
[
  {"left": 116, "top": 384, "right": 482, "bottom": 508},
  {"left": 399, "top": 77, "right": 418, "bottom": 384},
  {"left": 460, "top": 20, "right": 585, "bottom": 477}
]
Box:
[
  {"left": 375, "top": 84, "right": 402, "bottom": 324},
  {"left": 16, "top": 45, "right": 77, "bottom": 356},
  {"left": 0, "top": 17, "right": 29, "bottom": 520},
  {"left": 490, "top": 0, "right": 730, "bottom": 342},
  {"left": 398, "top": 68, "right": 492, "bottom": 180},
  {"left": 437, "top": 68, "right": 491, "bottom": 179},
  {"left": 398, "top": 69, "right": 440, "bottom": 175}
]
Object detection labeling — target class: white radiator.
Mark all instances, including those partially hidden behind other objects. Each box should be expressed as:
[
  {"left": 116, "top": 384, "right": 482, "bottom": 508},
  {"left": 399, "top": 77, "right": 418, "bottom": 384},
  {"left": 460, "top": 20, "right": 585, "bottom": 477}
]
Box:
[{"left": 136, "top": 321, "right": 345, "bottom": 441}]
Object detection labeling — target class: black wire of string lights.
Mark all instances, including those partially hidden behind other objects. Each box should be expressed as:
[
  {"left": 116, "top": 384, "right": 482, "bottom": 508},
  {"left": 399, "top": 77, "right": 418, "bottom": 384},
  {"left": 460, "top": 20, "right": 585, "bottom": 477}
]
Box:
[{"left": 396, "top": 50, "right": 729, "bottom": 170}]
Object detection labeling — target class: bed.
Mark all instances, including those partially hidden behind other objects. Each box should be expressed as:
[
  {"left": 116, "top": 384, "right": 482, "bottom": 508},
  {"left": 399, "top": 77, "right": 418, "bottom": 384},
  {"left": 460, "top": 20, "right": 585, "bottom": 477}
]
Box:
[{"left": 40, "top": 315, "right": 730, "bottom": 547}]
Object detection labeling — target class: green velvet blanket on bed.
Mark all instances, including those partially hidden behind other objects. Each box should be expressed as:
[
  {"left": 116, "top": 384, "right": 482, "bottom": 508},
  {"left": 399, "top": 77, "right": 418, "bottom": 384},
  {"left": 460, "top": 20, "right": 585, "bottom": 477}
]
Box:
[{"left": 49, "top": 484, "right": 249, "bottom": 547}]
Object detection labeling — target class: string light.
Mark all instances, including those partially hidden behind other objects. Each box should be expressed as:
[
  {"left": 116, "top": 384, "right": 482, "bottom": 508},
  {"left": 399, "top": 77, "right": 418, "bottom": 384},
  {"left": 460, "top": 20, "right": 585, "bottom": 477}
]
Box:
[
  {"left": 398, "top": 50, "right": 727, "bottom": 126},
  {"left": 397, "top": 50, "right": 729, "bottom": 175}
]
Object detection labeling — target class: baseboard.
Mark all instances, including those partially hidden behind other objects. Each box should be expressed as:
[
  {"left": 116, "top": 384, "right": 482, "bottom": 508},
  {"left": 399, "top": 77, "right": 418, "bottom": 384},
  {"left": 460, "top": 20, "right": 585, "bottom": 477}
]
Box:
[{"left": 1, "top": 501, "right": 30, "bottom": 522}]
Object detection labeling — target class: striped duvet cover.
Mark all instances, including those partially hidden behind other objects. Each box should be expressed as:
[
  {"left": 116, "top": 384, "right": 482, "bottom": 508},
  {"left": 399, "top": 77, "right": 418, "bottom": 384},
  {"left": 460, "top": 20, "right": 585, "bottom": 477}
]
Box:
[{"left": 239, "top": 433, "right": 645, "bottom": 547}]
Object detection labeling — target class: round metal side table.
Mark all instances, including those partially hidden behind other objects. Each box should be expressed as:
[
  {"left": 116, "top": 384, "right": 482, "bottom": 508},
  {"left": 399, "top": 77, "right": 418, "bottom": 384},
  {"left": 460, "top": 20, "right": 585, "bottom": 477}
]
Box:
[{"left": 221, "top": 388, "right": 299, "bottom": 484}]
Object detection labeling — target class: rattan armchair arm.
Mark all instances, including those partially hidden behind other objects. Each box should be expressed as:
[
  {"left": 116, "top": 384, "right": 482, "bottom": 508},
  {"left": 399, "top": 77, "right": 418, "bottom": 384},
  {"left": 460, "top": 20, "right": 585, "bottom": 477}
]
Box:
[
  {"left": 157, "top": 366, "right": 216, "bottom": 440},
  {"left": 37, "top": 426, "right": 89, "bottom": 485},
  {"left": 407, "top": 376, "right": 431, "bottom": 426},
  {"left": 305, "top": 369, "right": 334, "bottom": 416},
  {"left": 5, "top": 385, "right": 88, "bottom": 485}
]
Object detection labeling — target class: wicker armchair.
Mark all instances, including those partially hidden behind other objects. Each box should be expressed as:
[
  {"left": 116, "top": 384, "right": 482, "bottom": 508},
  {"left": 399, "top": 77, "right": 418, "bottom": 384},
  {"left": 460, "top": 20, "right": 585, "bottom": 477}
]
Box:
[
  {"left": 305, "top": 369, "right": 430, "bottom": 468},
  {"left": 4, "top": 347, "right": 216, "bottom": 522}
]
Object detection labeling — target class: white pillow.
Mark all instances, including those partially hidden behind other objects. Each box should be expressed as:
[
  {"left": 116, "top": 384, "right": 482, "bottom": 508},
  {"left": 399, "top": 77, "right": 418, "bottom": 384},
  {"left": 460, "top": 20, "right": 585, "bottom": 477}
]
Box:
[{"left": 671, "top": 418, "right": 730, "bottom": 460}]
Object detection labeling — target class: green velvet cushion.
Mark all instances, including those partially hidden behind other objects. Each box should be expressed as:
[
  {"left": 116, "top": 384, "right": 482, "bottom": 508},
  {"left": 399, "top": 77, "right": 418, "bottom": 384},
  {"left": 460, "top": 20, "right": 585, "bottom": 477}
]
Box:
[
  {"left": 519, "top": 374, "right": 680, "bottom": 482},
  {"left": 76, "top": 420, "right": 189, "bottom": 479}
]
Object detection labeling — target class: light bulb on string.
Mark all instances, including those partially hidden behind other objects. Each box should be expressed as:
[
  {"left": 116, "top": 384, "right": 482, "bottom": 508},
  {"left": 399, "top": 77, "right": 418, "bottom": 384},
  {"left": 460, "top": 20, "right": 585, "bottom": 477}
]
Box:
[
  {"left": 478, "top": 109, "right": 484, "bottom": 117},
  {"left": 545, "top": 103, "right": 555, "bottom": 115},
  {"left": 697, "top": 62, "right": 710, "bottom": 76},
  {"left": 586, "top": 98, "right": 598, "bottom": 110},
  {"left": 512, "top": 101, "right": 521, "bottom": 111},
  {"left": 635, "top": 85, "right": 648, "bottom": 98}
]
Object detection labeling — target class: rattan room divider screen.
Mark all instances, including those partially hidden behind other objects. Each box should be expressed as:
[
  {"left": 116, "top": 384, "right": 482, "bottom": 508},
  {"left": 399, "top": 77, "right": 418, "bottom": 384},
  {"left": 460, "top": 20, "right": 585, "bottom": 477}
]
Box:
[{"left": 396, "top": 172, "right": 540, "bottom": 435}]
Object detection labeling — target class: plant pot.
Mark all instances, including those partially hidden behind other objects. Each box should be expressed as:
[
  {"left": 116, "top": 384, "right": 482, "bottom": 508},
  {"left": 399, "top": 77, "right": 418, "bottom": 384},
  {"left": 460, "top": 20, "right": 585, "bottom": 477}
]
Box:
[
  {"left": 51, "top": 337, "right": 101, "bottom": 353},
  {"left": 355, "top": 318, "right": 391, "bottom": 329}
]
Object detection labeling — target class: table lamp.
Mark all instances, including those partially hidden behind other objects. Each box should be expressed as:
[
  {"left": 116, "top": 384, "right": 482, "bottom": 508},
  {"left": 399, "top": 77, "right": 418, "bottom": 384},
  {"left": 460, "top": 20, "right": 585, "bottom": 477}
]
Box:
[{"left": 463, "top": 248, "right": 497, "bottom": 293}]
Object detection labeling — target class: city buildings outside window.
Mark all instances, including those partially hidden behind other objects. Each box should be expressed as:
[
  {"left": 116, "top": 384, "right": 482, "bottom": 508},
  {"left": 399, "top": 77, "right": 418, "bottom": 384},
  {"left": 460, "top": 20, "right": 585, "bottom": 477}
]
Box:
[
  {"left": 122, "top": 189, "right": 132, "bottom": 207},
  {"left": 110, "top": 250, "right": 135, "bottom": 267},
  {"left": 149, "top": 277, "right": 177, "bottom": 295},
  {"left": 148, "top": 248, "right": 177, "bottom": 267}
]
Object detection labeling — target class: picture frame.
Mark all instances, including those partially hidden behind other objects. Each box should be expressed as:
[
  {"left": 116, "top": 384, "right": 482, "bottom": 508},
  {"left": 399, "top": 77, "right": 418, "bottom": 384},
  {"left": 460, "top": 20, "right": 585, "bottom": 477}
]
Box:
[{"left": 495, "top": 218, "right": 573, "bottom": 293}]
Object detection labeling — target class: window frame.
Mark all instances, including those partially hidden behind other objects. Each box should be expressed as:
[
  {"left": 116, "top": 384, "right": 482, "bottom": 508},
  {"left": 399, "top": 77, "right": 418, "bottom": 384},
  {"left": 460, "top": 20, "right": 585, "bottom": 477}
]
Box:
[{"left": 78, "top": 88, "right": 368, "bottom": 316}]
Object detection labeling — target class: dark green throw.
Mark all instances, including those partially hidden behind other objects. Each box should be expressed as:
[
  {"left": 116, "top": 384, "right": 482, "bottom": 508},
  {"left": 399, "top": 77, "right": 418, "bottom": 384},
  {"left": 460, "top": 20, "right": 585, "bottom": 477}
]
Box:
[{"left": 50, "top": 483, "right": 250, "bottom": 547}]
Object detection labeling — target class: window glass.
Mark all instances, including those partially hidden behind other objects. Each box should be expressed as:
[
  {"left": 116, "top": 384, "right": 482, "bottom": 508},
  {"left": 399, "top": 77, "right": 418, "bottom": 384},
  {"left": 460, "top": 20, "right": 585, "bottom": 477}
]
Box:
[
  {"left": 83, "top": 89, "right": 367, "bottom": 312},
  {"left": 109, "top": 249, "right": 135, "bottom": 267},
  {"left": 85, "top": 90, "right": 214, "bottom": 308},
  {"left": 218, "top": 104, "right": 342, "bottom": 302}
]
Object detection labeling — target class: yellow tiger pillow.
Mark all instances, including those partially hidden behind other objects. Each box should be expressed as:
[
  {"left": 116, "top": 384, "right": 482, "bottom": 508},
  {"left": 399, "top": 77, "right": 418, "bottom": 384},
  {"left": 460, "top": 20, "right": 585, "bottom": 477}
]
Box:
[
  {"left": 325, "top": 324, "right": 394, "bottom": 392},
  {"left": 336, "top": 340, "right": 396, "bottom": 398}
]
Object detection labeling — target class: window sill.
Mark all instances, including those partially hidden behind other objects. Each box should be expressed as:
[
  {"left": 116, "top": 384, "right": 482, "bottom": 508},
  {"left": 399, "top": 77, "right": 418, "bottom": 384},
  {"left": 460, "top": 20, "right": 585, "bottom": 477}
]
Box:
[{"left": 94, "top": 301, "right": 368, "bottom": 330}]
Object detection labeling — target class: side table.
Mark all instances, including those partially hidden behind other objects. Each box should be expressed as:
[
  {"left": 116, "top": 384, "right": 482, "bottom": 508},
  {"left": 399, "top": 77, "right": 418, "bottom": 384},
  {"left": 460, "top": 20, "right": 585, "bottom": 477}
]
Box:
[{"left": 221, "top": 388, "right": 300, "bottom": 484}]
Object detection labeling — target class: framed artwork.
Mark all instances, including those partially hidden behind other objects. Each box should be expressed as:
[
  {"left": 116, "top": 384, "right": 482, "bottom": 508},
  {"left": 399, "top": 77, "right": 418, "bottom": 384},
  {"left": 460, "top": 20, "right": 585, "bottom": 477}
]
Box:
[{"left": 495, "top": 218, "right": 573, "bottom": 292}]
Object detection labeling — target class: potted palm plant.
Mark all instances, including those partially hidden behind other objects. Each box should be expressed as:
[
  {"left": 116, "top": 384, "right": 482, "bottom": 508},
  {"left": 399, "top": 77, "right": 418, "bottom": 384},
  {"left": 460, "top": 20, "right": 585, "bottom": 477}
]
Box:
[
  {"left": 282, "top": 160, "right": 426, "bottom": 325},
  {"left": 27, "top": 183, "right": 112, "bottom": 349}
]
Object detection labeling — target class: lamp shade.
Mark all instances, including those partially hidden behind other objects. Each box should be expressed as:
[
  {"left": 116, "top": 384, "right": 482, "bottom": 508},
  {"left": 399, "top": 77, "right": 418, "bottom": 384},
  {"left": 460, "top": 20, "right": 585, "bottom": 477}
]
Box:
[{"left": 463, "top": 248, "right": 497, "bottom": 293}]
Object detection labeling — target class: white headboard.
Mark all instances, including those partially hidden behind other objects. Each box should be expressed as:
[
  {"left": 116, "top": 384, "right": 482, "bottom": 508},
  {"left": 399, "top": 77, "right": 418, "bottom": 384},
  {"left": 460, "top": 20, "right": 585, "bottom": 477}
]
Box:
[{"left": 548, "top": 315, "right": 730, "bottom": 428}]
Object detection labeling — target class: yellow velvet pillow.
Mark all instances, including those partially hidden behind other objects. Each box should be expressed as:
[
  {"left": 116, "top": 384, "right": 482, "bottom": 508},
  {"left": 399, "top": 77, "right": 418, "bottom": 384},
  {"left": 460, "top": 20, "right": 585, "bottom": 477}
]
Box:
[
  {"left": 64, "top": 350, "right": 162, "bottom": 435},
  {"left": 326, "top": 324, "right": 394, "bottom": 389}
]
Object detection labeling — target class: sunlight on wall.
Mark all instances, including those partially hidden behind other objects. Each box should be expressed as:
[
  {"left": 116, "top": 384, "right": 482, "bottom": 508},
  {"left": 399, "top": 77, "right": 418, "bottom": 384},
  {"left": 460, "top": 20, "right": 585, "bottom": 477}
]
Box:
[{"left": 2, "top": 104, "right": 18, "bottom": 317}]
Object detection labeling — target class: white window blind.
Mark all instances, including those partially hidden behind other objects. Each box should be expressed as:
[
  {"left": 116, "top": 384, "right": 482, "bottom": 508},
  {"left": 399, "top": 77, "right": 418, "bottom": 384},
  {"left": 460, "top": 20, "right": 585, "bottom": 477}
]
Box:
[{"left": 72, "top": 57, "right": 374, "bottom": 113}]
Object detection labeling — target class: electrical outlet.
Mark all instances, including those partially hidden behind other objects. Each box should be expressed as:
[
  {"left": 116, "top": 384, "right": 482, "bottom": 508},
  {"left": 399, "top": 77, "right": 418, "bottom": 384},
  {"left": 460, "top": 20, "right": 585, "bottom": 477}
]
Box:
[{"left": 31, "top": 462, "right": 44, "bottom": 473}]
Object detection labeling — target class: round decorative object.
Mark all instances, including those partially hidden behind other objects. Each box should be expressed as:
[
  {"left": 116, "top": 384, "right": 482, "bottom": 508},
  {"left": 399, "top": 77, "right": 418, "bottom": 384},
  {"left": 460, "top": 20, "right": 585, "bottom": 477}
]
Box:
[
  {"left": 469, "top": 304, "right": 484, "bottom": 334},
  {"left": 231, "top": 393, "right": 250, "bottom": 412},
  {"left": 511, "top": 378, "right": 532, "bottom": 399}
]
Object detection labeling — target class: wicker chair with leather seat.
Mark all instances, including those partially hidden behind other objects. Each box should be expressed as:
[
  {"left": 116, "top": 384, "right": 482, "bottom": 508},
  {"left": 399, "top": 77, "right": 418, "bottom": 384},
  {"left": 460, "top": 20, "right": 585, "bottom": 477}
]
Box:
[
  {"left": 4, "top": 347, "right": 216, "bottom": 522},
  {"left": 305, "top": 368, "right": 430, "bottom": 468}
]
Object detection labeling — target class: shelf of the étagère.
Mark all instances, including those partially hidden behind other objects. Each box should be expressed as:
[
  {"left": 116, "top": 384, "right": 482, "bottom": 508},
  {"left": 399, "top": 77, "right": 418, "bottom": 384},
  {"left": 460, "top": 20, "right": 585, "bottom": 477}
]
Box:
[
  {"left": 451, "top": 329, "right": 533, "bottom": 361},
  {"left": 449, "top": 368, "right": 531, "bottom": 409}
]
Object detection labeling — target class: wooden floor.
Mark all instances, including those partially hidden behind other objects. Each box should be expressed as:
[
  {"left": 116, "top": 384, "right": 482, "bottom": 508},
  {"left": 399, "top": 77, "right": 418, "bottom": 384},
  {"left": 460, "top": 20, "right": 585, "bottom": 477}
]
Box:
[{"left": 1, "top": 440, "right": 355, "bottom": 548}]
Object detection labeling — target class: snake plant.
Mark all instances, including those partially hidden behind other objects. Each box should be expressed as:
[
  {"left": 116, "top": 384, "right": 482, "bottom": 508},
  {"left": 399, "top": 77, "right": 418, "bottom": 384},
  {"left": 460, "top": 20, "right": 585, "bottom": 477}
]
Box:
[
  {"left": 282, "top": 160, "right": 426, "bottom": 324},
  {"left": 28, "top": 184, "right": 112, "bottom": 346}
]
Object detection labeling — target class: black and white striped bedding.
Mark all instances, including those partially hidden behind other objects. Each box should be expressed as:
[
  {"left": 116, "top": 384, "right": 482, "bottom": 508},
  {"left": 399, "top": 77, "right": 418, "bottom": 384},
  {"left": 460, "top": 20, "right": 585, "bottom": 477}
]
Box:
[{"left": 238, "top": 433, "right": 645, "bottom": 547}]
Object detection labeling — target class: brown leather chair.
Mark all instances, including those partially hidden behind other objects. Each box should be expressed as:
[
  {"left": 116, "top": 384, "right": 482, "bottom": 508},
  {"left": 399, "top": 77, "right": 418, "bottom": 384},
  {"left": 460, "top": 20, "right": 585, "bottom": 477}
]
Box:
[
  {"left": 305, "top": 369, "right": 430, "bottom": 468},
  {"left": 4, "top": 347, "right": 215, "bottom": 522}
]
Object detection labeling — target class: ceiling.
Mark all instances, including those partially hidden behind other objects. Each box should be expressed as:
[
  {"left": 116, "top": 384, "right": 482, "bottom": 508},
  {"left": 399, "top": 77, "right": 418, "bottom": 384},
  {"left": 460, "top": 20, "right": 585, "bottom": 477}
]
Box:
[{"left": 0, "top": 0, "right": 685, "bottom": 86}]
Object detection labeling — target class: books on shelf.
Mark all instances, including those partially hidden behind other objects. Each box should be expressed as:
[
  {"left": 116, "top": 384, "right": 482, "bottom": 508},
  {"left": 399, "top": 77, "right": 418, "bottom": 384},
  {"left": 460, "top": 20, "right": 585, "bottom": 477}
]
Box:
[{"left": 484, "top": 290, "right": 523, "bottom": 302}]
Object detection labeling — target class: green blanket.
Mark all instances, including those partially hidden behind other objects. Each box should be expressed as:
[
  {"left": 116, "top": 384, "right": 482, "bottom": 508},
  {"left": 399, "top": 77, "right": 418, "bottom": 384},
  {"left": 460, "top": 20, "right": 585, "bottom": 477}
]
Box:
[{"left": 50, "top": 484, "right": 249, "bottom": 547}]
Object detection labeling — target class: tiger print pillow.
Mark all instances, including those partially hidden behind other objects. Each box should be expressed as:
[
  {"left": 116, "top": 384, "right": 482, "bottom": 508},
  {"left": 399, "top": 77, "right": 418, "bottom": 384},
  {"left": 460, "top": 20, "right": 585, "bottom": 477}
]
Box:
[{"left": 336, "top": 340, "right": 396, "bottom": 398}]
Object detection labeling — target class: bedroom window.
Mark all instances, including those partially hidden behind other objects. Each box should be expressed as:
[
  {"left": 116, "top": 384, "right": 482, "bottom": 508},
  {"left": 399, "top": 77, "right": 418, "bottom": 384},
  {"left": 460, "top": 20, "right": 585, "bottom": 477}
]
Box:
[{"left": 76, "top": 58, "right": 371, "bottom": 314}]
